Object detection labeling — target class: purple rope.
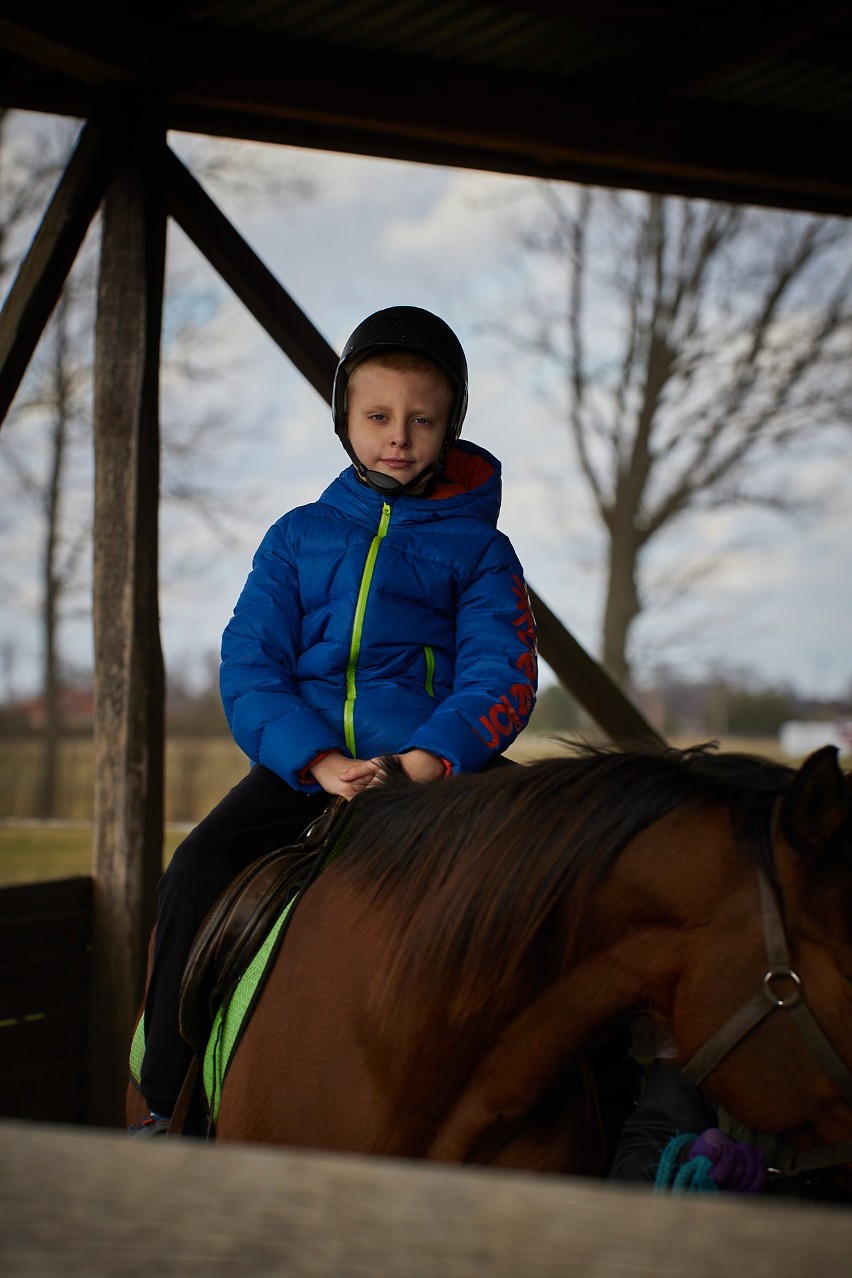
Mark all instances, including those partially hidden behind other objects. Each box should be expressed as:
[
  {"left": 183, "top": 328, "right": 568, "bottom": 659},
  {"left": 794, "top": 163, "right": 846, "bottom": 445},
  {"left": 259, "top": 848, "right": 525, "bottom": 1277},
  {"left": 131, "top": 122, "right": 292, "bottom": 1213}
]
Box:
[{"left": 689, "top": 1128, "right": 766, "bottom": 1194}]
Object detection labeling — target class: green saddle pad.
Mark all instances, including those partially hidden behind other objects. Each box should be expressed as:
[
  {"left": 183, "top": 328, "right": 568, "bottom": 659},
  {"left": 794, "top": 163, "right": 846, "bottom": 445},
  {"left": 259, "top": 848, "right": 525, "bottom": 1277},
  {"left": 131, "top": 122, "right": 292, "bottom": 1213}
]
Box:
[
  {"left": 130, "top": 808, "right": 353, "bottom": 1126},
  {"left": 202, "top": 891, "right": 298, "bottom": 1121},
  {"left": 129, "top": 888, "right": 300, "bottom": 1124}
]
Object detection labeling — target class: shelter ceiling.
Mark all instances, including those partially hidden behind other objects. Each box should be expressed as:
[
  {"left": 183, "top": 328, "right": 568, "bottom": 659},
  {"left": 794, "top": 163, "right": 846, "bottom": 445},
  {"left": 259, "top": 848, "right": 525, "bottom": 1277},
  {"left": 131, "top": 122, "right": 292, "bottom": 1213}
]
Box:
[{"left": 0, "top": 1, "right": 850, "bottom": 215}]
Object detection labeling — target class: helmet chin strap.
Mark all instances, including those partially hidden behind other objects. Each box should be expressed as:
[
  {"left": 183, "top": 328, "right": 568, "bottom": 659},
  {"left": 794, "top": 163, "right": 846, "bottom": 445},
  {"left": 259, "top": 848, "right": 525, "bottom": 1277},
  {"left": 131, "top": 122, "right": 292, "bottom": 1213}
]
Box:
[
  {"left": 342, "top": 433, "right": 443, "bottom": 497},
  {"left": 355, "top": 461, "right": 439, "bottom": 497}
]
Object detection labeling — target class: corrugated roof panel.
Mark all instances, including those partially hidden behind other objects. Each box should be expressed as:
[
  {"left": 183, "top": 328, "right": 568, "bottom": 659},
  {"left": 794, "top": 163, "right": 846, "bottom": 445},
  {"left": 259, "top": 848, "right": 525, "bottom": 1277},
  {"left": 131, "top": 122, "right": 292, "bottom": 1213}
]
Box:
[
  {"left": 705, "top": 55, "right": 852, "bottom": 121},
  {"left": 1, "top": 1, "right": 849, "bottom": 213},
  {"left": 187, "top": 0, "right": 640, "bottom": 79}
]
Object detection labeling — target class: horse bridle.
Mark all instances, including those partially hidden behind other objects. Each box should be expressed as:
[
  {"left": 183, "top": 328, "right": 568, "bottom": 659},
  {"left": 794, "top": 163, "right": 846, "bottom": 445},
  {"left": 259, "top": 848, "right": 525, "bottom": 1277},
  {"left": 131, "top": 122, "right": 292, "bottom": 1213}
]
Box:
[{"left": 681, "top": 862, "right": 852, "bottom": 1177}]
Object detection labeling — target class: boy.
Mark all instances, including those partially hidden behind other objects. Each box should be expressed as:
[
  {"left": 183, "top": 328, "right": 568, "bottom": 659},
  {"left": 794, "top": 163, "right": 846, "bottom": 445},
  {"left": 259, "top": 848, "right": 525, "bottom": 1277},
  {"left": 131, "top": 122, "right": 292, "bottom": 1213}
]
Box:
[{"left": 132, "top": 305, "right": 538, "bottom": 1130}]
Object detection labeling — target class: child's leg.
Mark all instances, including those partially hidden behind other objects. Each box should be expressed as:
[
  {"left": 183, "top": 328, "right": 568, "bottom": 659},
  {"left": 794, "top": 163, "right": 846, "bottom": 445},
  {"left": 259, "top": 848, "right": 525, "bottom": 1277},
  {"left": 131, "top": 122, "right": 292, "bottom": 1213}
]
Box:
[{"left": 138, "top": 765, "right": 328, "bottom": 1117}]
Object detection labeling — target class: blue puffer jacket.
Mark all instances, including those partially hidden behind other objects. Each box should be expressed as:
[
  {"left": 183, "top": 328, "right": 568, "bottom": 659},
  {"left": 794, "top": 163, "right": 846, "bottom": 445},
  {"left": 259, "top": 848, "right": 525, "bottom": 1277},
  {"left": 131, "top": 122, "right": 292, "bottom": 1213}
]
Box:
[{"left": 220, "top": 440, "right": 537, "bottom": 792}]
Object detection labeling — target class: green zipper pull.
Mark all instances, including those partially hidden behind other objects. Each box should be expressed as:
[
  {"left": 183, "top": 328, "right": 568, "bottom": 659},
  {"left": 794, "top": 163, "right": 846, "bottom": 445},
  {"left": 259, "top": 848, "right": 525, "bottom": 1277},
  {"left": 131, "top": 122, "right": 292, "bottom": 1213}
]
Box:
[
  {"left": 344, "top": 502, "right": 392, "bottom": 756},
  {"left": 424, "top": 645, "right": 436, "bottom": 697}
]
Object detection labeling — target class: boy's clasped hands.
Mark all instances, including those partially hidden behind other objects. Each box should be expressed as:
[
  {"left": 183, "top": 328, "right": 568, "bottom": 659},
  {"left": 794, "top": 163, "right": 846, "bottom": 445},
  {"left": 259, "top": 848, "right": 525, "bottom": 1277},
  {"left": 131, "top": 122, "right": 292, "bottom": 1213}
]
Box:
[{"left": 310, "top": 748, "right": 446, "bottom": 798}]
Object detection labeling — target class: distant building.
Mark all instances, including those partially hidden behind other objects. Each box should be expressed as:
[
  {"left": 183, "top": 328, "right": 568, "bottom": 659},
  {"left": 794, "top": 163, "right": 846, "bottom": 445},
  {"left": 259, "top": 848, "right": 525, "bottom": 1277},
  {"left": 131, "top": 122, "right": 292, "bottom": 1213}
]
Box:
[
  {"left": 779, "top": 719, "right": 852, "bottom": 759},
  {"left": 17, "top": 687, "right": 95, "bottom": 732}
]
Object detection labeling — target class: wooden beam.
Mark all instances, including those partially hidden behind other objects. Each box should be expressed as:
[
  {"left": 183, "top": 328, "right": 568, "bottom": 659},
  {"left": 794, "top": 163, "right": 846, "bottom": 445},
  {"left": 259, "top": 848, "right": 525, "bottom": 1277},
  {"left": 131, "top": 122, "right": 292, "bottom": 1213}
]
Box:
[
  {"left": 169, "top": 52, "right": 852, "bottom": 215},
  {"left": 165, "top": 146, "right": 337, "bottom": 402},
  {"left": 164, "top": 100, "right": 852, "bottom": 218},
  {"left": 0, "top": 5, "right": 148, "bottom": 84},
  {"left": 3, "top": 1121, "right": 852, "bottom": 1276},
  {"left": 88, "top": 103, "right": 166, "bottom": 1126},
  {"left": 0, "top": 7, "right": 850, "bottom": 216},
  {"left": 528, "top": 587, "right": 664, "bottom": 747},
  {"left": 0, "top": 115, "right": 117, "bottom": 426}
]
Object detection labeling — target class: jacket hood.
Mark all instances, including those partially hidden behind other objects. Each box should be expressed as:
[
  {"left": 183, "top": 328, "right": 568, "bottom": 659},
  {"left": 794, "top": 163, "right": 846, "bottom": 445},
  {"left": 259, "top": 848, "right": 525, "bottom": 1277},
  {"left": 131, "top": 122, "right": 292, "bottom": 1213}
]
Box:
[{"left": 319, "top": 439, "right": 502, "bottom": 529}]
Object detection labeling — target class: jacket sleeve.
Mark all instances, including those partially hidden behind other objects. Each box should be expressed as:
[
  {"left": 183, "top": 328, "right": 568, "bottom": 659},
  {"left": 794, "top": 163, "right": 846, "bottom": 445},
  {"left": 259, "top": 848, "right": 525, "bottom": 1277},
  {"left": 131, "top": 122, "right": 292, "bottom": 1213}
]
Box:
[
  {"left": 401, "top": 534, "right": 537, "bottom": 773},
  {"left": 608, "top": 1062, "right": 718, "bottom": 1184},
  {"left": 219, "top": 519, "right": 345, "bottom": 792}
]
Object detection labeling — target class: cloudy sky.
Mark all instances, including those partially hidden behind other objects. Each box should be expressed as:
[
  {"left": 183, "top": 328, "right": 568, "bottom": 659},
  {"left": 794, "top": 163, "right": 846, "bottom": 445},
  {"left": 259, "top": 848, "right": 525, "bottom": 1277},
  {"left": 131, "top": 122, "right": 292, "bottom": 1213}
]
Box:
[{"left": 2, "top": 121, "right": 850, "bottom": 703}]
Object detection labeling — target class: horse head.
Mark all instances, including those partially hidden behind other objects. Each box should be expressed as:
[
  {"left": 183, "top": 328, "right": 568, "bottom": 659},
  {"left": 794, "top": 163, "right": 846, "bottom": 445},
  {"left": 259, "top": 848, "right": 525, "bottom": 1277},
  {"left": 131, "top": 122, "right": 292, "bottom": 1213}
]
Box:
[{"left": 678, "top": 746, "right": 852, "bottom": 1182}]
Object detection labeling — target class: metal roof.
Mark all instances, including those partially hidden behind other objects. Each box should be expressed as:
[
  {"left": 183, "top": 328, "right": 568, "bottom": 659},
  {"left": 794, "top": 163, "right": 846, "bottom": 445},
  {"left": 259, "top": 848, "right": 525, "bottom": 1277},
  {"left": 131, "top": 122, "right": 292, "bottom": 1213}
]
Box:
[{"left": 1, "top": 2, "right": 850, "bottom": 214}]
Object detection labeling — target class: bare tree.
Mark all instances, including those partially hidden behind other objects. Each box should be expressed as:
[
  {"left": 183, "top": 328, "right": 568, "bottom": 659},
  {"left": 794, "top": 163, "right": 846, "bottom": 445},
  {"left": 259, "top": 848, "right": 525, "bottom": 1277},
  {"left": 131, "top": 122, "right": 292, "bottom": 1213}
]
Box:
[
  {"left": 0, "top": 109, "right": 65, "bottom": 276},
  {"left": 490, "top": 186, "right": 852, "bottom": 689},
  {"left": 2, "top": 282, "right": 94, "bottom": 813},
  {"left": 0, "top": 111, "right": 314, "bottom": 814},
  {"left": 0, "top": 114, "right": 93, "bottom": 814}
]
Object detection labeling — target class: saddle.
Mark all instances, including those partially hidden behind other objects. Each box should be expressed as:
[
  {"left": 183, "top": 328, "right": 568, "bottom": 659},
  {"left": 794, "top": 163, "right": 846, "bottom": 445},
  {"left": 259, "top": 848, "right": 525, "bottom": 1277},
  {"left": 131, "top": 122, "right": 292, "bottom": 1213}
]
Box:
[{"left": 178, "top": 798, "right": 348, "bottom": 1063}]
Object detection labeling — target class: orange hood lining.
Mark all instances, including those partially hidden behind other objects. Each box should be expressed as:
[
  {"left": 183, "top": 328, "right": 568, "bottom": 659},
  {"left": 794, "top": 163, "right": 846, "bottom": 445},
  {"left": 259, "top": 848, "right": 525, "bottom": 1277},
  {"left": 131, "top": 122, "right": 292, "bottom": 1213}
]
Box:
[{"left": 430, "top": 447, "right": 493, "bottom": 499}]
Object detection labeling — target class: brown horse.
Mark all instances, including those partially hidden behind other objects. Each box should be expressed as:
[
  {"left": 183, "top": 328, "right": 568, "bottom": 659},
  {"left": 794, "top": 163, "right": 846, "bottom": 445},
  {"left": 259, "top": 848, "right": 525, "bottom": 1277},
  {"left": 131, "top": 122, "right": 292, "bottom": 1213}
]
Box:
[{"left": 141, "top": 743, "right": 852, "bottom": 1187}]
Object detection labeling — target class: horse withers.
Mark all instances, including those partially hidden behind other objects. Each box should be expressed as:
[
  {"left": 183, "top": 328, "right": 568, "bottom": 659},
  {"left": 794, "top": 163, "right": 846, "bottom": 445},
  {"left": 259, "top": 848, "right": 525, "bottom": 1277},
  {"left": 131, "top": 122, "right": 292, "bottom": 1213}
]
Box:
[{"left": 131, "top": 743, "right": 852, "bottom": 1192}]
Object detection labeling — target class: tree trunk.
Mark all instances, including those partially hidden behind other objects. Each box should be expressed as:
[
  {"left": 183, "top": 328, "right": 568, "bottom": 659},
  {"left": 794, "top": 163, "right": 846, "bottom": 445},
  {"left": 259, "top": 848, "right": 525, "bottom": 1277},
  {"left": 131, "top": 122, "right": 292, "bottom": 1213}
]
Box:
[
  {"left": 37, "top": 298, "right": 69, "bottom": 819},
  {"left": 601, "top": 516, "right": 641, "bottom": 692}
]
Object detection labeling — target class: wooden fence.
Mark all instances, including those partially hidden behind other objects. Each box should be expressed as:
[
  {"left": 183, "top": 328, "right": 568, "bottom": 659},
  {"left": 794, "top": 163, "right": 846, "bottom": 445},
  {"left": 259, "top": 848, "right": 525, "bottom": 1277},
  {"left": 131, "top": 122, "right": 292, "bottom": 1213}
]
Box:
[
  {"left": 2, "top": 1120, "right": 851, "bottom": 1277},
  {"left": 0, "top": 877, "right": 92, "bottom": 1124}
]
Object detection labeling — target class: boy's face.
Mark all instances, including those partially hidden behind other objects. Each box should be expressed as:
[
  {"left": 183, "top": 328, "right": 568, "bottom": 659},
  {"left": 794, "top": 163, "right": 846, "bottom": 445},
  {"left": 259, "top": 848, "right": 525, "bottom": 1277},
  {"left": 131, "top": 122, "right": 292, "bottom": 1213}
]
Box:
[{"left": 346, "top": 362, "right": 453, "bottom": 493}]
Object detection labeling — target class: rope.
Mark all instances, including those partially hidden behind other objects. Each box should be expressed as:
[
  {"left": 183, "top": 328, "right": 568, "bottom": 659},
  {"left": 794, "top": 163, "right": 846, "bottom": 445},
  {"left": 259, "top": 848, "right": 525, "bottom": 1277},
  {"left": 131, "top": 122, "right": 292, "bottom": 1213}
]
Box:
[
  {"left": 654, "top": 1129, "right": 766, "bottom": 1195},
  {"left": 654, "top": 1134, "right": 715, "bottom": 1194}
]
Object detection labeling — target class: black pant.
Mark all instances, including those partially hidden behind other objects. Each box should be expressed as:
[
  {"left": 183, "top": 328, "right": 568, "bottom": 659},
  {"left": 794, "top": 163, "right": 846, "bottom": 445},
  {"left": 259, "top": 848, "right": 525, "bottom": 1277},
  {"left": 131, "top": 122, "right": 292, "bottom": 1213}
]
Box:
[{"left": 139, "top": 765, "right": 329, "bottom": 1115}]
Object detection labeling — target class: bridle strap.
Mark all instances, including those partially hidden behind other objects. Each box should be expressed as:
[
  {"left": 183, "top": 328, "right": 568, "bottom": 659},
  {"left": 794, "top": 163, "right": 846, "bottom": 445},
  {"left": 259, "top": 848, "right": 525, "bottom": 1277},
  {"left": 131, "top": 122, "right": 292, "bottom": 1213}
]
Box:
[
  {"left": 682, "top": 872, "right": 799, "bottom": 1089},
  {"left": 681, "top": 989, "right": 775, "bottom": 1090},
  {"left": 787, "top": 999, "right": 852, "bottom": 1110},
  {"left": 757, "top": 867, "right": 852, "bottom": 1108},
  {"left": 770, "top": 1138, "right": 852, "bottom": 1175},
  {"left": 682, "top": 865, "right": 852, "bottom": 1176}
]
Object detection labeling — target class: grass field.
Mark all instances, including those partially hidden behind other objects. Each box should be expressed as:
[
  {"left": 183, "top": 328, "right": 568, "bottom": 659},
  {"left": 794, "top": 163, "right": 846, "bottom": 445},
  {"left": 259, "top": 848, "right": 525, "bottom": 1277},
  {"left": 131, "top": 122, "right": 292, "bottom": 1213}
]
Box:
[
  {"left": 0, "top": 730, "right": 795, "bottom": 886},
  {"left": 0, "top": 735, "right": 250, "bottom": 823},
  {"left": 0, "top": 823, "right": 188, "bottom": 885}
]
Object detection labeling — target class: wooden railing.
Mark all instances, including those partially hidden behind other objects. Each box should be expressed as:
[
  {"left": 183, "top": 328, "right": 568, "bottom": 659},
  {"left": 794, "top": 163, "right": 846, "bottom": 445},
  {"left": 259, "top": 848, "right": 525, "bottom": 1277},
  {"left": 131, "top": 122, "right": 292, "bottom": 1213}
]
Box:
[
  {"left": 0, "top": 877, "right": 93, "bottom": 1124},
  {"left": 2, "top": 1121, "right": 851, "bottom": 1277}
]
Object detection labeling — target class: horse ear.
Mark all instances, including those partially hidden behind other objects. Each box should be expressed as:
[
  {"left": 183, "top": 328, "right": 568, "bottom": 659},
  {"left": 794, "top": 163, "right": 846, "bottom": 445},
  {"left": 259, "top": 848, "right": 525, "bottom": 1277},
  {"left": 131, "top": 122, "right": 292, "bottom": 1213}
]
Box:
[{"left": 779, "top": 745, "right": 849, "bottom": 861}]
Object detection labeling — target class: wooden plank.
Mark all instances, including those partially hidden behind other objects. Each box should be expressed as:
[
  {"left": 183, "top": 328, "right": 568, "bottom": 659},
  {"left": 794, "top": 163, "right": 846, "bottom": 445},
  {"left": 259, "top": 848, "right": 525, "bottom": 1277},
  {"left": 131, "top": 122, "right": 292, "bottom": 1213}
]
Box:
[
  {"left": 0, "top": 877, "right": 91, "bottom": 1121},
  {"left": 0, "top": 116, "right": 117, "bottom": 425},
  {"left": 527, "top": 586, "right": 665, "bottom": 747},
  {"left": 165, "top": 145, "right": 338, "bottom": 402},
  {"left": 0, "top": 957, "right": 88, "bottom": 1018},
  {"left": 0, "top": 1058, "right": 86, "bottom": 1122},
  {"left": 2, "top": 1121, "right": 851, "bottom": 1276},
  {"left": 0, "top": 1005, "right": 87, "bottom": 1070},
  {"left": 0, "top": 915, "right": 91, "bottom": 965},
  {"left": 0, "top": 875, "right": 91, "bottom": 919},
  {"left": 88, "top": 103, "right": 167, "bottom": 1126}
]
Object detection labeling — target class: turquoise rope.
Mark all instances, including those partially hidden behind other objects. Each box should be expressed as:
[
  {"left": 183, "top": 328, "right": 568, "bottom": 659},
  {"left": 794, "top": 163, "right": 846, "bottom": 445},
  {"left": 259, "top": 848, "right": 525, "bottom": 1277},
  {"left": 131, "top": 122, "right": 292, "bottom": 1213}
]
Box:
[{"left": 654, "top": 1133, "right": 719, "bottom": 1194}]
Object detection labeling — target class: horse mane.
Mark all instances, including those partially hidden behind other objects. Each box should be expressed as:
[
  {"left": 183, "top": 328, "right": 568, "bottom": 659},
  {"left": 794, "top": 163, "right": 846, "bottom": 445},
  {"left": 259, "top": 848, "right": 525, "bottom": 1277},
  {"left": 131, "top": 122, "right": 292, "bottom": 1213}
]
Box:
[{"left": 327, "top": 742, "right": 795, "bottom": 1021}]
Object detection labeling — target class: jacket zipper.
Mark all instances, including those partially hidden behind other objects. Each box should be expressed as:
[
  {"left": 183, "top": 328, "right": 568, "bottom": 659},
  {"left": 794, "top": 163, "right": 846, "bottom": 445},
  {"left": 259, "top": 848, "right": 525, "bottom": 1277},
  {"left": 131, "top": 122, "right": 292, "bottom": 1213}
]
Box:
[
  {"left": 344, "top": 501, "right": 392, "bottom": 757},
  {"left": 424, "top": 645, "right": 435, "bottom": 697}
]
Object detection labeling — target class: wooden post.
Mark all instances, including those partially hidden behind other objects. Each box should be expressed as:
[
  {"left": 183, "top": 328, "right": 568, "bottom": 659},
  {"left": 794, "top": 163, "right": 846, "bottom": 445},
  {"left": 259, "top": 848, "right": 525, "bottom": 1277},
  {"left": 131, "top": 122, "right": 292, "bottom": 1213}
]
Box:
[{"left": 87, "top": 103, "right": 166, "bottom": 1126}]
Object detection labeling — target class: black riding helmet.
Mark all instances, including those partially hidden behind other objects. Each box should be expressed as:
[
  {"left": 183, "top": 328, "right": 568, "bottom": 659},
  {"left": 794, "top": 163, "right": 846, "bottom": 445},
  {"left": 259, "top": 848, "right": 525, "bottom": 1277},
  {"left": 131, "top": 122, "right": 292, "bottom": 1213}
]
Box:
[{"left": 333, "top": 306, "right": 469, "bottom": 496}]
